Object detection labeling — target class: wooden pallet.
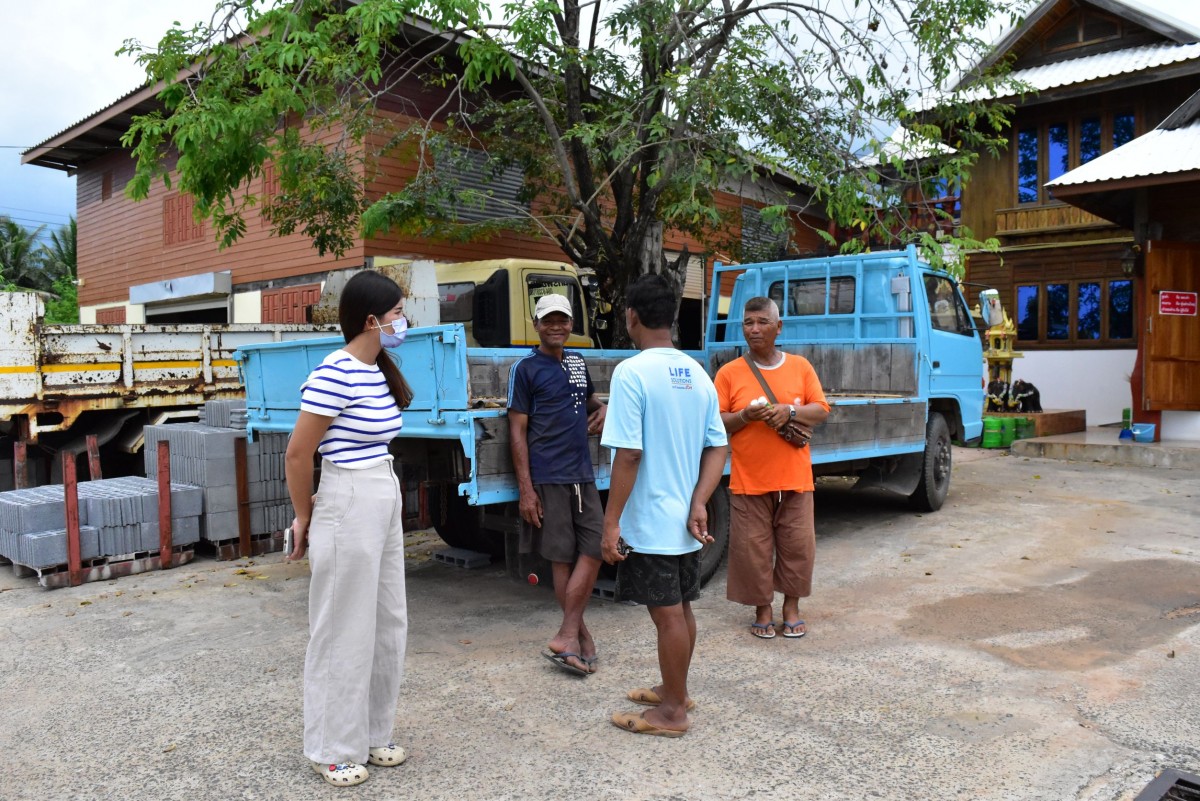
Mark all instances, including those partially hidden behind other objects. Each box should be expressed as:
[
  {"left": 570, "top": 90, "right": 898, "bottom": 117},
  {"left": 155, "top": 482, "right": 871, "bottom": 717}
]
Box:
[
  {"left": 199, "top": 530, "right": 284, "bottom": 561},
  {"left": 27, "top": 545, "right": 195, "bottom": 589}
]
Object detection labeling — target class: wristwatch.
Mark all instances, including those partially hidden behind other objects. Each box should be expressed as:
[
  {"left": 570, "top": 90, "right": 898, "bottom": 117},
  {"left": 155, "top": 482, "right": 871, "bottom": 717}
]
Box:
[{"left": 788, "top": 405, "right": 797, "bottom": 419}]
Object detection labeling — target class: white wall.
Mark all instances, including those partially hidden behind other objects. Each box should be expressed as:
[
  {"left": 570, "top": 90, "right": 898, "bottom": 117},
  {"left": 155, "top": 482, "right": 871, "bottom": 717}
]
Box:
[
  {"left": 1019, "top": 350, "right": 1200, "bottom": 440},
  {"left": 1161, "top": 411, "right": 1200, "bottom": 442},
  {"left": 1016, "top": 350, "right": 1136, "bottom": 426}
]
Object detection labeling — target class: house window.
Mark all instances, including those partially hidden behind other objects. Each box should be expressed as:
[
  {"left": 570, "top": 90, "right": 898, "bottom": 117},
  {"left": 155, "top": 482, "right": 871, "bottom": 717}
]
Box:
[
  {"left": 1016, "top": 111, "right": 1136, "bottom": 205},
  {"left": 1015, "top": 279, "right": 1134, "bottom": 346},
  {"left": 163, "top": 193, "right": 204, "bottom": 246},
  {"left": 261, "top": 283, "right": 321, "bottom": 323},
  {"left": 1047, "top": 123, "right": 1069, "bottom": 183},
  {"left": 1109, "top": 279, "right": 1133, "bottom": 339},
  {"left": 260, "top": 163, "right": 280, "bottom": 227},
  {"left": 438, "top": 146, "right": 527, "bottom": 223},
  {"left": 95, "top": 307, "right": 126, "bottom": 324},
  {"left": 1113, "top": 113, "right": 1136, "bottom": 148},
  {"left": 1017, "top": 129, "right": 1039, "bottom": 204},
  {"left": 101, "top": 171, "right": 113, "bottom": 201},
  {"left": 1080, "top": 118, "right": 1101, "bottom": 163},
  {"left": 741, "top": 205, "right": 789, "bottom": 262}
]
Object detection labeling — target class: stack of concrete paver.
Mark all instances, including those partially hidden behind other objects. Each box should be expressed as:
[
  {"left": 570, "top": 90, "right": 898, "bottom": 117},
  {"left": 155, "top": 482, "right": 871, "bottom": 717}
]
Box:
[
  {"left": 0, "top": 477, "right": 203, "bottom": 571},
  {"left": 143, "top": 420, "right": 292, "bottom": 544},
  {"left": 201, "top": 399, "right": 248, "bottom": 429}
]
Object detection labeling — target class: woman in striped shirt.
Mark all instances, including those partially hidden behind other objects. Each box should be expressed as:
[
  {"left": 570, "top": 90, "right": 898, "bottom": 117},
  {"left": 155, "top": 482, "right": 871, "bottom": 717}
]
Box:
[{"left": 284, "top": 270, "right": 414, "bottom": 787}]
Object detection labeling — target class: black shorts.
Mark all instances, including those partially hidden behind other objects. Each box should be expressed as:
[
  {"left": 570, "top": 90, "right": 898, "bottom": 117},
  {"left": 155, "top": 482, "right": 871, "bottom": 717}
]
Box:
[
  {"left": 519, "top": 482, "right": 603, "bottom": 563},
  {"left": 615, "top": 551, "right": 701, "bottom": 607}
]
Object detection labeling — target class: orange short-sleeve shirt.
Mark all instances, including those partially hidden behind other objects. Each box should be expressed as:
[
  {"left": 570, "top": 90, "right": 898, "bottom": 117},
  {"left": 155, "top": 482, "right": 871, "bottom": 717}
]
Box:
[{"left": 714, "top": 354, "right": 829, "bottom": 495}]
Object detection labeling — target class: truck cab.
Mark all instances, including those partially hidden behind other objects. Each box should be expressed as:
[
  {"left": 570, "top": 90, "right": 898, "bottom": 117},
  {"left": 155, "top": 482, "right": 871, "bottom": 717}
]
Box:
[{"left": 371, "top": 257, "right": 594, "bottom": 349}]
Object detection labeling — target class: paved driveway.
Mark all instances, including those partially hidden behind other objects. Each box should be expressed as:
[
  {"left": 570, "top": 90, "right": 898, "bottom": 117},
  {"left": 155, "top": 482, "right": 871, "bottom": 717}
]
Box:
[{"left": 0, "top": 448, "right": 1197, "bottom": 800}]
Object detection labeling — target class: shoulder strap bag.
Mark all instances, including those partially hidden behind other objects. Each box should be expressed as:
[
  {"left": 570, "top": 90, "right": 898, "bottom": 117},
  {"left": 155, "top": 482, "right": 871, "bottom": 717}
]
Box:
[{"left": 743, "top": 354, "right": 809, "bottom": 448}]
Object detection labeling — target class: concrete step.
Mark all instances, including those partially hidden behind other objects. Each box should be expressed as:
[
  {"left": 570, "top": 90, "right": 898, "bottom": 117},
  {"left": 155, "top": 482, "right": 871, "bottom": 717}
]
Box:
[{"left": 1011, "top": 429, "right": 1200, "bottom": 470}]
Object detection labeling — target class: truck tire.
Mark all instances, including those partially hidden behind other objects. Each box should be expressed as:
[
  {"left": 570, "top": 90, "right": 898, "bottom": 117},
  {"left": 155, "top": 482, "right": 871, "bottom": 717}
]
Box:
[
  {"left": 698, "top": 483, "right": 731, "bottom": 586},
  {"left": 908, "top": 412, "right": 951, "bottom": 512},
  {"left": 433, "top": 492, "right": 503, "bottom": 557}
]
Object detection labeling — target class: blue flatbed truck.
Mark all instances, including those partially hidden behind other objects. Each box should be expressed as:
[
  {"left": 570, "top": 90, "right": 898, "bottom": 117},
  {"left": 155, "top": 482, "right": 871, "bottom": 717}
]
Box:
[{"left": 235, "top": 246, "right": 984, "bottom": 584}]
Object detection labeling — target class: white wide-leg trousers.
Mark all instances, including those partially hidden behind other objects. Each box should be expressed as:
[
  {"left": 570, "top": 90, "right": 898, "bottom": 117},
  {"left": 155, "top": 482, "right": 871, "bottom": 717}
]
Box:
[{"left": 303, "top": 459, "right": 408, "bottom": 765}]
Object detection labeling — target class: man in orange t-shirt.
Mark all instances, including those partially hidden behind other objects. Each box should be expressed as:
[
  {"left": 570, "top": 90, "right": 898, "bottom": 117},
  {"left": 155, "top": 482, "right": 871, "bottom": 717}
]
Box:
[{"left": 714, "top": 296, "right": 830, "bottom": 640}]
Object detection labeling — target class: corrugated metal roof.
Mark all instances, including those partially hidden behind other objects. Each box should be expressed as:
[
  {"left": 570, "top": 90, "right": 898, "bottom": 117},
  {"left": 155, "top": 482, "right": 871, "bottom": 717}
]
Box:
[
  {"left": 1004, "top": 41, "right": 1200, "bottom": 94},
  {"left": 923, "top": 41, "right": 1200, "bottom": 111},
  {"left": 1047, "top": 120, "right": 1200, "bottom": 186}
]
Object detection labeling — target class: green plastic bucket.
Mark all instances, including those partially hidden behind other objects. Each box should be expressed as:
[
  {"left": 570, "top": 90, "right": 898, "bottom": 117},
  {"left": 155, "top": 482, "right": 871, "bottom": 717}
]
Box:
[
  {"left": 982, "top": 417, "right": 1002, "bottom": 448},
  {"left": 999, "top": 417, "right": 1016, "bottom": 447},
  {"left": 1015, "top": 417, "right": 1034, "bottom": 440}
]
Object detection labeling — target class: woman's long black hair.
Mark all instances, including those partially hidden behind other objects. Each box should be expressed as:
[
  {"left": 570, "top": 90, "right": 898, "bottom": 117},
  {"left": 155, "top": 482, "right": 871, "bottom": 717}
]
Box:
[{"left": 338, "top": 270, "right": 414, "bottom": 409}]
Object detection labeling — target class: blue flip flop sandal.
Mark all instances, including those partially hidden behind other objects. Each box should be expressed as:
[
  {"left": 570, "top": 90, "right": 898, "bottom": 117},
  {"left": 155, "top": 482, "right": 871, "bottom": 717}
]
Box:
[
  {"left": 781, "top": 620, "right": 806, "bottom": 638},
  {"left": 750, "top": 621, "right": 777, "bottom": 639}
]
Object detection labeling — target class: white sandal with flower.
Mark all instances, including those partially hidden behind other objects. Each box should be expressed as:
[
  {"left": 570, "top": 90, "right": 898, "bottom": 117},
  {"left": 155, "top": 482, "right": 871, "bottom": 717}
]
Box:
[
  {"left": 368, "top": 742, "right": 407, "bottom": 767},
  {"left": 311, "top": 760, "right": 369, "bottom": 786}
]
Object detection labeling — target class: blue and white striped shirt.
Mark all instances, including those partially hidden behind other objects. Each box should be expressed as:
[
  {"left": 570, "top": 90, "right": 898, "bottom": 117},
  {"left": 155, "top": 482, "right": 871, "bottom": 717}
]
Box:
[{"left": 299, "top": 350, "right": 403, "bottom": 468}]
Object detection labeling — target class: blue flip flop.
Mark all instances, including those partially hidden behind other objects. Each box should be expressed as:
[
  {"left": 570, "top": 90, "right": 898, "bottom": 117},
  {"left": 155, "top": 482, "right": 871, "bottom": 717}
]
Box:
[
  {"left": 750, "top": 621, "right": 777, "bottom": 639},
  {"left": 781, "top": 620, "right": 806, "bottom": 638},
  {"left": 542, "top": 649, "right": 590, "bottom": 677}
]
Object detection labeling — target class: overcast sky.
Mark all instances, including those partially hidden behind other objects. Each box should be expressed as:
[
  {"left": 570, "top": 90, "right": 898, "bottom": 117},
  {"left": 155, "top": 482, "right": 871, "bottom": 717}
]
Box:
[{"left": 0, "top": 1, "right": 216, "bottom": 243}]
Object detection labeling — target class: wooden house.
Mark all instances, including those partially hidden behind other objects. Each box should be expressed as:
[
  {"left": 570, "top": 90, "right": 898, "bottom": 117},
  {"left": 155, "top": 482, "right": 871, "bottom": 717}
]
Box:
[
  {"left": 951, "top": 0, "right": 1200, "bottom": 430},
  {"left": 1048, "top": 87, "right": 1200, "bottom": 440}
]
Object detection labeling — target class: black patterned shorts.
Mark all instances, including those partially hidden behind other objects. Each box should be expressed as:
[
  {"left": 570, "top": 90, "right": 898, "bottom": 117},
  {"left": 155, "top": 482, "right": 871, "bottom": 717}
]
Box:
[{"left": 615, "top": 551, "right": 701, "bottom": 607}]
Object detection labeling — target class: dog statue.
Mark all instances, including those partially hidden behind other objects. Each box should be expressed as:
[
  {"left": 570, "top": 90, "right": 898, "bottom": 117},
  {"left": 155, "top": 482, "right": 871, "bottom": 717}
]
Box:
[{"left": 1010, "top": 379, "right": 1042, "bottom": 413}]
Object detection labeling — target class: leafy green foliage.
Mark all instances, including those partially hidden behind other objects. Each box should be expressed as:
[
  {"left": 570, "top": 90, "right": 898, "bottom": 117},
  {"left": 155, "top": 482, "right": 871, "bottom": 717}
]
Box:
[
  {"left": 120, "top": 0, "right": 1030, "bottom": 308},
  {"left": 2, "top": 216, "right": 79, "bottom": 319}
]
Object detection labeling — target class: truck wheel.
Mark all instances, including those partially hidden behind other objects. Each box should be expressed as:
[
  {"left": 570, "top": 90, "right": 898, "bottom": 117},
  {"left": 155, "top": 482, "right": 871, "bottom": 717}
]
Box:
[
  {"left": 433, "top": 491, "right": 503, "bottom": 556},
  {"left": 699, "top": 483, "right": 731, "bottom": 586},
  {"left": 909, "top": 412, "right": 951, "bottom": 512}
]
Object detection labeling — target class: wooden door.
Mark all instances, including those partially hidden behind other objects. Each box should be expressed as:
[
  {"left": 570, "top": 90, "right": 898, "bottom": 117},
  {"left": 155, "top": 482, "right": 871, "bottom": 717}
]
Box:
[{"left": 1143, "top": 241, "right": 1200, "bottom": 410}]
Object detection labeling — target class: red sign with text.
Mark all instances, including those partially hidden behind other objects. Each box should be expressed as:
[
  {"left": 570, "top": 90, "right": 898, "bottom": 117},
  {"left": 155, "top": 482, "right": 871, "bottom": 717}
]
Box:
[{"left": 1159, "top": 291, "right": 1198, "bottom": 316}]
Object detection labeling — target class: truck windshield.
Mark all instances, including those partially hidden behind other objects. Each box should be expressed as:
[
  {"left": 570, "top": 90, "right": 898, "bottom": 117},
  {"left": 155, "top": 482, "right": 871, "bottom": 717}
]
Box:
[{"left": 527, "top": 275, "right": 584, "bottom": 335}]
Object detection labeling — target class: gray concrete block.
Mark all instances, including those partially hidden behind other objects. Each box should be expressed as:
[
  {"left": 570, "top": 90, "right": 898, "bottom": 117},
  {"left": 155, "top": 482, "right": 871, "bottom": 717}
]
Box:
[
  {"left": 139, "top": 516, "right": 201, "bottom": 549},
  {"left": 98, "top": 524, "right": 143, "bottom": 557},
  {"left": 203, "top": 484, "right": 240, "bottom": 514},
  {"left": 16, "top": 526, "right": 101, "bottom": 569},
  {"left": 200, "top": 510, "right": 241, "bottom": 542},
  {"left": 0, "top": 488, "right": 67, "bottom": 534}
]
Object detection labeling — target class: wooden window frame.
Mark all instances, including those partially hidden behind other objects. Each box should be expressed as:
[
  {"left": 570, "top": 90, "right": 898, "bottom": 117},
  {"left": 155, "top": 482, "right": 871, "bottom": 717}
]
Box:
[
  {"left": 1015, "top": 110, "right": 1138, "bottom": 206},
  {"left": 1013, "top": 277, "right": 1135, "bottom": 348},
  {"left": 162, "top": 193, "right": 205, "bottom": 247}
]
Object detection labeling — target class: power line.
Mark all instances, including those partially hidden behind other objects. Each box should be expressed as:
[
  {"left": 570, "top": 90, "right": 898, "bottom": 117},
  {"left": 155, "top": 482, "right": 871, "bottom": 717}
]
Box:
[
  {"left": 0, "top": 205, "right": 73, "bottom": 220},
  {"left": 1, "top": 214, "right": 71, "bottom": 228}
]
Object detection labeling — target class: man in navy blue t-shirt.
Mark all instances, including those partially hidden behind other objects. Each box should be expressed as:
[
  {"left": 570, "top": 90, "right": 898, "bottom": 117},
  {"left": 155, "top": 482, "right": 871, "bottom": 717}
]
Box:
[{"left": 508, "top": 293, "right": 607, "bottom": 677}]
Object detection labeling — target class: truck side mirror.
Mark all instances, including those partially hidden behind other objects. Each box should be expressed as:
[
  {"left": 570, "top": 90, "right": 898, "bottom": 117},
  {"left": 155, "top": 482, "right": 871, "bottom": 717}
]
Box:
[
  {"left": 473, "top": 269, "right": 511, "bottom": 347},
  {"left": 979, "top": 289, "right": 1001, "bottom": 327}
]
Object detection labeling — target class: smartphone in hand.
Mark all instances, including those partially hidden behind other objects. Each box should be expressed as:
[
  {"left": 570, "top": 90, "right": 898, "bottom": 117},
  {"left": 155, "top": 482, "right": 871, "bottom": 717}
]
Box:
[{"left": 283, "top": 526, "right": 294, "bottom": 560}]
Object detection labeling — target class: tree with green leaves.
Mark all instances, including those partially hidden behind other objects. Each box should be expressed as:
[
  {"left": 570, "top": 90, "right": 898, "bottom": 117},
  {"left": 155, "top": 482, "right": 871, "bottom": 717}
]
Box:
[
  {"left": 42, "top": 218, "right": 79, "bottom": 323},
  {"left": 1, "top": 216, "right": 50, "bottom": 292},
  {"left": 122, "top": 0, "right": 1027, "bottom": 327}
]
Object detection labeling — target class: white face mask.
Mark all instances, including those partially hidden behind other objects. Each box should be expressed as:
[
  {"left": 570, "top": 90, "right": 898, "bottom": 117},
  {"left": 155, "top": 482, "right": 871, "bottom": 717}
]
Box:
[{"left": 373, "top": 315, "right": 408, "bottom": 348}]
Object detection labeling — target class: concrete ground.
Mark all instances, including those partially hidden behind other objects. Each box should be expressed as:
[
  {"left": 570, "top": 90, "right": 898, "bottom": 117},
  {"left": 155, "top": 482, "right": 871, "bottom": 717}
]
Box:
[{"left": 0, "top": 446, "right": 1197, "bottom": 801}]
